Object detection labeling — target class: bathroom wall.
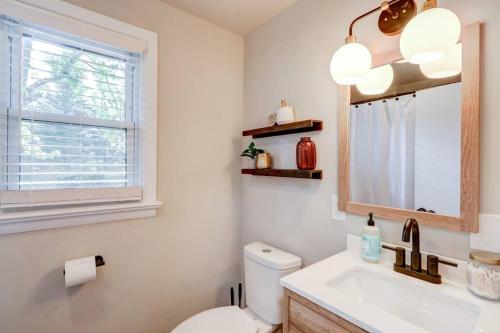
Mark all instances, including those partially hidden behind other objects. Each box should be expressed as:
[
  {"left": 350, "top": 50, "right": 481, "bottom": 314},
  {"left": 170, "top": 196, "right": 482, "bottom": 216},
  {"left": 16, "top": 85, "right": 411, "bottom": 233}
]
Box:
[
  {"left": 0, "top": 1, "right": 243, "bottom": 332},
  {"left": 243, "top": 0, "right": 500, "bottom": 265}
]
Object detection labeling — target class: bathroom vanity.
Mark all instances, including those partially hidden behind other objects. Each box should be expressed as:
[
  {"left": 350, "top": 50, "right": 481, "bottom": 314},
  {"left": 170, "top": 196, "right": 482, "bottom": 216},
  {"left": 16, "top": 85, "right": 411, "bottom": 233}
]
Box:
[
  {"left": 280, "top": 235, "right": 500, "bottom": 333},
  {"left": 279, "top": 20, "right": 488, "bottom": 333}
]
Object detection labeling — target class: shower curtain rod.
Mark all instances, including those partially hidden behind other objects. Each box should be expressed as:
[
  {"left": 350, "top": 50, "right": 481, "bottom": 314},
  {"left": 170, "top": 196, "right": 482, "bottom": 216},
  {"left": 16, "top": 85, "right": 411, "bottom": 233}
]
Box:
[{"left": 351, "top": 91, "right": 416, "bottom": 106}]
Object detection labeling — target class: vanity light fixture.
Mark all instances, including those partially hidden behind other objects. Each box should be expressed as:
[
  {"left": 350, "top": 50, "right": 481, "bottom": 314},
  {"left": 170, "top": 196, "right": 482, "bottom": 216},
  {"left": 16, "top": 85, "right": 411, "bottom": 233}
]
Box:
[
  {"left": 356, "top": 64, "right": 394, "bottom": 95},
  {"left": 330, "top": 0, "right": 417, "bottom": 86},
  {"left": 330, "top": 0, "right": 461, "bottom": 86},
  {"left": 330, "top": 0, "right": 417, "bottom": 85},
  {"left": 420, "top": 43, "right": 462, "bottom": 78},
  {"left": 330, "top": 36, "right": 372, "bottom": 85},
  {"left": 400, "top": 0, "right": 461, "bottom": 64}
]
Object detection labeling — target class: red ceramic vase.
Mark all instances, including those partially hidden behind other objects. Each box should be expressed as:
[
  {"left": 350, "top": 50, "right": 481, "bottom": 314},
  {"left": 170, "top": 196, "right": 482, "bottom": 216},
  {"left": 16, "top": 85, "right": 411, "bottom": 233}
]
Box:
[{"left": 296, "top": 137, "right": 316, "bottom": 170}]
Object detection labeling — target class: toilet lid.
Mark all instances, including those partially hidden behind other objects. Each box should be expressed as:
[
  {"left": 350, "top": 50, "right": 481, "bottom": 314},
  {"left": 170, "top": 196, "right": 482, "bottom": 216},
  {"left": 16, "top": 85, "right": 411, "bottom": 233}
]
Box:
[{"left": 171, "top": 306, "right": 259, "bottom": 333}]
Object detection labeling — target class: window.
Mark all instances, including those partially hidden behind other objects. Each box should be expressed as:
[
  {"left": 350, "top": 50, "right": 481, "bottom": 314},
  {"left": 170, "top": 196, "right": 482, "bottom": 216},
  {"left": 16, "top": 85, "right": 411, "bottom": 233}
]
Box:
[{"left": 0, "top": 0, "right": 159, "bottom": 233}]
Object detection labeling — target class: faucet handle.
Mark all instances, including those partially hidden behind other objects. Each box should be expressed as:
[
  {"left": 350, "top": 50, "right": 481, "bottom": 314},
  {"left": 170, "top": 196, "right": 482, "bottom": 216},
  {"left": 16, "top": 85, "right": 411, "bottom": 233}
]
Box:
[
  {"left": 427, "top": 255, "right": 440, "bottom": 277},
  {"left": 382, "top": 245, "right": 406, "bottom": 267},
  {"left": 427, "top": 255, "right": 458, "bottom": 277},
  {"left": 438, "top": 258, "right": 458, "bottom": 267}
]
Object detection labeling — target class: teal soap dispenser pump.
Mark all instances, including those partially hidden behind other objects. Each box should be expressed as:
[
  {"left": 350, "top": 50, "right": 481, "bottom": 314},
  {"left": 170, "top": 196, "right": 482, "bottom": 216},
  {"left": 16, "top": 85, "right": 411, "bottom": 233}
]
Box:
[{"left": 362, "top": 213, "right": 381, "bottom": 263}]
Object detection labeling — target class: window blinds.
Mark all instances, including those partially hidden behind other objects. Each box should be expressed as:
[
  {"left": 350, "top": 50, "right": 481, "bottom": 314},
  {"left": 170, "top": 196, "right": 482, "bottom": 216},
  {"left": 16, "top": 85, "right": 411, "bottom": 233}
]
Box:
[{"left": 0, "top": 15, "right": 143, "bottom": 209}]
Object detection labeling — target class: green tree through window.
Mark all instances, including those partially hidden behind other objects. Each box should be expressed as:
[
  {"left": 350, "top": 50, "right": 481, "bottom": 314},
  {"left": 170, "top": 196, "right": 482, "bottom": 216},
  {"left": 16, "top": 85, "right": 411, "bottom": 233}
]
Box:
[{"left": 18, "top": 35, "right": 133, "bottom": 189}]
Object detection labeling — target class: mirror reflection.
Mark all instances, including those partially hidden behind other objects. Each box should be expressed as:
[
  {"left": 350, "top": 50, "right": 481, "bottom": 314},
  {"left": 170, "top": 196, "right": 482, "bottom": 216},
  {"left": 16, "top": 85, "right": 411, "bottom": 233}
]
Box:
[{"left": 349, "top": 50, "right": 462, "bottom": 217}]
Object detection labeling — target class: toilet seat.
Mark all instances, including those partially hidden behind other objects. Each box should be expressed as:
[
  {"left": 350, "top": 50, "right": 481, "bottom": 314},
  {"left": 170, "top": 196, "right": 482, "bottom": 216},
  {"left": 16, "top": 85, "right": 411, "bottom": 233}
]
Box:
[{"left": 171, "top": 306, "right": 262, "bottom": 333}]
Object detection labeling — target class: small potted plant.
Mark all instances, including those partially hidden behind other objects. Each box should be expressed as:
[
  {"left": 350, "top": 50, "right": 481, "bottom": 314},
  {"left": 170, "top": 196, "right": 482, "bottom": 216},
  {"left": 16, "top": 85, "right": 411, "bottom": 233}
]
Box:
[{"left": 241, "top": 142, "right": 272, "bottom": 169}]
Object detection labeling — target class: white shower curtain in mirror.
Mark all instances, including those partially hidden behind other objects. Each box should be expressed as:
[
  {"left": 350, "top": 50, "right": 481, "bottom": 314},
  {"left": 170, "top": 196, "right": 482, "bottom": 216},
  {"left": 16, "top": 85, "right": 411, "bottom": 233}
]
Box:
[{"left": 350, "top": 95, "right": 416, "bottom": 210}]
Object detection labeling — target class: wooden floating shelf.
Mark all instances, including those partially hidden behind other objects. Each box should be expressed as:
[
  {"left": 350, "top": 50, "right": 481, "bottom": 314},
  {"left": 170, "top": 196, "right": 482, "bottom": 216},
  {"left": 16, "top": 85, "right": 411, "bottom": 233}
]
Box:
[
  {"left": 242, "top": 120, "right": 323, "bottom": 138},
  {"left": 241, "top": 168, "right": 323, "bottom": 180}
]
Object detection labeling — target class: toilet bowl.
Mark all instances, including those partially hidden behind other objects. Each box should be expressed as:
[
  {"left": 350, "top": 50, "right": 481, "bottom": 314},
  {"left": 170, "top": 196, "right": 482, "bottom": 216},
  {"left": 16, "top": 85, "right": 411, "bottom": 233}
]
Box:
[
  {"left": 171, "top": 306, "right": 273, "bottom": 333},
  {"left": 171, "top": 242, "right": 301, "bottom": 333}
]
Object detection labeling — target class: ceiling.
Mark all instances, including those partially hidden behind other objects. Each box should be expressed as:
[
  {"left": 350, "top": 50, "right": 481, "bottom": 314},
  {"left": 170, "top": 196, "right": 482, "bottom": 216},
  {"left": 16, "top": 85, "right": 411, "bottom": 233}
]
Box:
[{"left": 160, "top": 0, "right": 299, "bottom": 36}]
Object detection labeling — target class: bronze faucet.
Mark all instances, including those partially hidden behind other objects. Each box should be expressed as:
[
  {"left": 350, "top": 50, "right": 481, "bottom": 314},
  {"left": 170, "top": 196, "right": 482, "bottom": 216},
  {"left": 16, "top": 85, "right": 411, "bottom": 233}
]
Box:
[
  {"left": 402, "top": 218, "right": 421, "bottom": 271},
  {"left": 383, "top": 218, "right": 458, "bottom": 284}
]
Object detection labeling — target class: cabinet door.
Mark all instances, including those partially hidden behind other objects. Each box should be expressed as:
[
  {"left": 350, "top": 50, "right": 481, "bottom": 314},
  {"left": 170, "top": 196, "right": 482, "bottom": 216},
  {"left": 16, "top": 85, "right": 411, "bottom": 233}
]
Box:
[{"left": 283, "top": 289, "right": 367, "bottom": 333}]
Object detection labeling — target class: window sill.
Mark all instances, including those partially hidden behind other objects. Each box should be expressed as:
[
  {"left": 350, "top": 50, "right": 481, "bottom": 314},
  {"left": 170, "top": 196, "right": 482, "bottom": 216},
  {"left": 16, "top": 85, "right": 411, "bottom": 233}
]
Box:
[{"left": 0, "top": 201, "right": 162, "bottom": 235}]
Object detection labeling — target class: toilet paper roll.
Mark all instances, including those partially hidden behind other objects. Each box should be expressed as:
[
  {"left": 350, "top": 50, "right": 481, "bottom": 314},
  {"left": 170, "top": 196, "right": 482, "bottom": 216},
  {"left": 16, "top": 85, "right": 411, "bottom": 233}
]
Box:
[{"left": 64, "top": 256, "right": 96, "bottom": 288}]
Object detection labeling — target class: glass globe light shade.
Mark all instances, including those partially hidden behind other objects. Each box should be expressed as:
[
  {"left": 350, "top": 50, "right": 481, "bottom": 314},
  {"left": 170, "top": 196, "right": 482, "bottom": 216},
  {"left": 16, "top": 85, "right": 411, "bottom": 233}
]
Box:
[
  {"left": 420, "top": 43, "right": 462, "bottom": 78},
  {"left": 330, "top": 42, "right": 372, "bottom": 85},
  {"left": 356, "top": 64, "right": 394, "bottom": 95},
  {"left": 400, "top": 8, "right": 460, "bottom": 64}
]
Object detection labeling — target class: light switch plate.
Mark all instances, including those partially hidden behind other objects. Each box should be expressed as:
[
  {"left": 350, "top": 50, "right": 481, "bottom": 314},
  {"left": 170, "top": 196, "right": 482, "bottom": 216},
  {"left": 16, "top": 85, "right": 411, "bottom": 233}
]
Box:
[{"left": 331, "top": 195, "right": 346, "bottom": 221}]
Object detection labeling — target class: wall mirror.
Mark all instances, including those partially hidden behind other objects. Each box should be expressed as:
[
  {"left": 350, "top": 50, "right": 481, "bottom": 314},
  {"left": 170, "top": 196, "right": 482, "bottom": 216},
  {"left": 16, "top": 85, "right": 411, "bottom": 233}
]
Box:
[{"left": 338, "top": 23, "right": 480, "bottom": 232}]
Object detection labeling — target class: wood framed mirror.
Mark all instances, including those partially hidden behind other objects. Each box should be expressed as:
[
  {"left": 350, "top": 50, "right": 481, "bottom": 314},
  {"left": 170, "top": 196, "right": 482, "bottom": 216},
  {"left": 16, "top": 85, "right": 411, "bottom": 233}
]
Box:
[{"left": 338, "top": 22, "right": 480, "bottom": 232}]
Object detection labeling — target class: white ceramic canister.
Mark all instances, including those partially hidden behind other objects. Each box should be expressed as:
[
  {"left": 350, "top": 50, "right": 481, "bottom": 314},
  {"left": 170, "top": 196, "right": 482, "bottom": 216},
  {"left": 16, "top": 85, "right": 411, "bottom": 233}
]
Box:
[{"left": 276, "top": 99, "right": 294, "bottom": 125}]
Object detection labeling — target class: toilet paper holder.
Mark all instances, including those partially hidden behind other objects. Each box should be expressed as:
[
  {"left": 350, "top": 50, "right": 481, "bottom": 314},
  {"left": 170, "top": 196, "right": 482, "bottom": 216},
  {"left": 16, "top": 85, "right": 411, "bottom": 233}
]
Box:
[{"left": 63, "top": 255, "right": 105, "bottom": 275}]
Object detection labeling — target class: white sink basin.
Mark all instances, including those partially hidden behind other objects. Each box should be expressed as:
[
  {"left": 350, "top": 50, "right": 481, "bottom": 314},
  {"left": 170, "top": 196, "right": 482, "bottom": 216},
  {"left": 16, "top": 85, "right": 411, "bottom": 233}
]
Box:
[
  {"left": 280, "top": 235, "right": 500, "bottom": 333},
  {"left": 326, "top": 267, "right": 480, "bottom": 333}
]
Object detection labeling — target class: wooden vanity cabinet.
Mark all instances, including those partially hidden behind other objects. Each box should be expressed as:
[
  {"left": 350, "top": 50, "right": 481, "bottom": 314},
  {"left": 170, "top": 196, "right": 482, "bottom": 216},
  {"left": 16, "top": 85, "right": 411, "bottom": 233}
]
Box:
[{"left": 282, "top": 288, "right": 367, "bottom": 333}]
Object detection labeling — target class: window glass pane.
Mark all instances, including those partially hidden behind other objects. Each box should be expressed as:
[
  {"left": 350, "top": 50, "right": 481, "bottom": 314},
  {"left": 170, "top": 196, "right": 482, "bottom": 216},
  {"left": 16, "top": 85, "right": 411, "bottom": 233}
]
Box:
[
  {"left": 1, "top": 15, "right": 142, "bottom": 196},
  {"left": 22, "top": 36, "right": 127, "bottom": 121},
  {"left": 19, "top": 121, "right": 128, "bottom": 190}
]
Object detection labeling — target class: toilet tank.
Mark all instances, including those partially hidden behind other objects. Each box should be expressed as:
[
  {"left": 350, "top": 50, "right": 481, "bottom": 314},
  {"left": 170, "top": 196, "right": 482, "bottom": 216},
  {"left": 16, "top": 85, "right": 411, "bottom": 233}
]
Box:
[{"left": 244, "top": 242, "right": 301, "bottom": 325}]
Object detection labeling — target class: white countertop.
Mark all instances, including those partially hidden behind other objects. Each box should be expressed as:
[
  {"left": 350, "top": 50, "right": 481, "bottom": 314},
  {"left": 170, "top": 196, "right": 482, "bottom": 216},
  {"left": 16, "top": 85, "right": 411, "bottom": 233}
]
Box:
[{"left": 280, "top": 235, "right": 500, "bottom": 333}]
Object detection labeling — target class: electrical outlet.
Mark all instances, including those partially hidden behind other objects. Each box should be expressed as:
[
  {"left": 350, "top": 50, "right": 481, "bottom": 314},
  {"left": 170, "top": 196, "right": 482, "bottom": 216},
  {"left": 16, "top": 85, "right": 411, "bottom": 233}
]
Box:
[{"left": 331, "top": 195, "right": 346, "bottom": 221}]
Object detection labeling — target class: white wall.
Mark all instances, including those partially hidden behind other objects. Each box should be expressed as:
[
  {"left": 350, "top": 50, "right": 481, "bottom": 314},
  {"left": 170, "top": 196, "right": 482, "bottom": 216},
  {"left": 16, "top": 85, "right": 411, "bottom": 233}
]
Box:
[
  {"left": 415, "top": 83, "right": 461, "bottom": 216},
  {"left": 243, "top": 0, "right": 500, "bottom": 265},
  {"left": 0, "top": 1, "right": 243, "bottom": 332},
  {"left": 2, "top": 0, "right": 500, "bottom": 331}
]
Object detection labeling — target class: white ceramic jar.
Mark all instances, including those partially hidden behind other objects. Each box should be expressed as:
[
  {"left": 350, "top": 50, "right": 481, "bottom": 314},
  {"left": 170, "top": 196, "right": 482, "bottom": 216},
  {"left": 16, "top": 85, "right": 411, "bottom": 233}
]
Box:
[
  {"left": 467, "top": 250, "right": 500, "bottom": 300},
  {"left": 276, "top": 99, "right": 294, "bottom": 125}
]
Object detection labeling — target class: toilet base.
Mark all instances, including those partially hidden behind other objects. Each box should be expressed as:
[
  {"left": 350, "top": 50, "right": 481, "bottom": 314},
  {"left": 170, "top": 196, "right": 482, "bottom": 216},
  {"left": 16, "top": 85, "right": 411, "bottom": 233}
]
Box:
[{"left": 241, "top": 307, "right": 275, "bottom": 333}]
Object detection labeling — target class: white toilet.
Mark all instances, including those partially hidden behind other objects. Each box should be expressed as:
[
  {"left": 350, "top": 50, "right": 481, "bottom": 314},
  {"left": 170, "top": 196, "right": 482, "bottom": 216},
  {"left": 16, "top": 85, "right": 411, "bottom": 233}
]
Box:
[{"left": 171, "top": 242, "right": 301, "bottom": 333}]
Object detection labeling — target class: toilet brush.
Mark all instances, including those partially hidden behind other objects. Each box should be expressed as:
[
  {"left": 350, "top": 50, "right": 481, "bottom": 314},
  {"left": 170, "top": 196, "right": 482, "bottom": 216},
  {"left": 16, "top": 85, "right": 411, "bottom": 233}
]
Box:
[{"left": 238, "top": 283, "right": 242, "bottom": 308}]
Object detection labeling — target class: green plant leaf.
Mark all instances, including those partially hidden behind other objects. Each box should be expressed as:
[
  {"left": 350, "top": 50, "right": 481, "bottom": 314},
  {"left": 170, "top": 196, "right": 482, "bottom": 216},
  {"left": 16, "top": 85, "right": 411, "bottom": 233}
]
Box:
[
  {"left": 241, "top": 152, "right": 256, "bottom": 158},
  {"left": 242, "top": 141, "right": 263, "bottom": 159}
]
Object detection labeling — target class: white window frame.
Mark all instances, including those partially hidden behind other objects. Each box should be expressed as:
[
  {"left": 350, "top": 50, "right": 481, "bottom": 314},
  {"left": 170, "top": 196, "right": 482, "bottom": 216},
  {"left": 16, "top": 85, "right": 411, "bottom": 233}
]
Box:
[{"left": 0, "top": 0, "right": 160, "bottom": 234}]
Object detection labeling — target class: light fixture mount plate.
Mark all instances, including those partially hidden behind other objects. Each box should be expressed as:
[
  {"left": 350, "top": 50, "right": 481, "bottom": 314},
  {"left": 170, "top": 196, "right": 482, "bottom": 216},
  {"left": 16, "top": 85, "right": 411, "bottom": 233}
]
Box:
[{"left": 378, "top": 0, "right": 417, "bottom": 36}]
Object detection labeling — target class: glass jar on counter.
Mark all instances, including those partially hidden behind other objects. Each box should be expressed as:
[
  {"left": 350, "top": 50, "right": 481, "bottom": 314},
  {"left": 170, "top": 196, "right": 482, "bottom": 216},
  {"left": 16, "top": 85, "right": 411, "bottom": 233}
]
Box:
[{"left": 467, "top": 250, "right": 500, "bottom": 300}]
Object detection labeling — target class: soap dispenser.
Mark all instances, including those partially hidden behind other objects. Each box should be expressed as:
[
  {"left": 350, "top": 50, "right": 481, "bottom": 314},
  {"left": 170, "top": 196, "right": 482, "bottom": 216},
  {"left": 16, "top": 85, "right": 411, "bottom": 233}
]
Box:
[{"left": 362, "top": 213, "right": 381, "bottom": 263}]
